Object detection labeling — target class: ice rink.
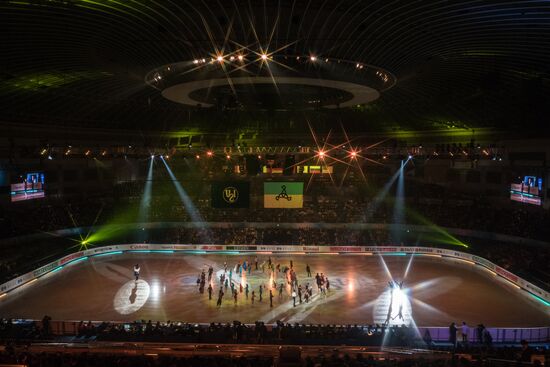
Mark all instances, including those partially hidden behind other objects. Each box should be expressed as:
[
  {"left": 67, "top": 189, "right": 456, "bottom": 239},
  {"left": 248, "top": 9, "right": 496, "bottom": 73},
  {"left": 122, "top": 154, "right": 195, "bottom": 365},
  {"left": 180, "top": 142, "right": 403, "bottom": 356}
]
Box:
[{"left": 0, "top": 253, "right": 548, "bottom": 327}]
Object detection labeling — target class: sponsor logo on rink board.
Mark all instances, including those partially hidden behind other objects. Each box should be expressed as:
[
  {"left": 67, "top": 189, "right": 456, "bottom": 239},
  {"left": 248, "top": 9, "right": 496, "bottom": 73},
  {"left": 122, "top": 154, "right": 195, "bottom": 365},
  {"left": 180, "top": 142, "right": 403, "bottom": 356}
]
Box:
[
  {"left": 472, "top": 255, "right": 495, "bottom": 270},
  {"left": 33, "top": 262, "right": 60, "bottom": 277}
]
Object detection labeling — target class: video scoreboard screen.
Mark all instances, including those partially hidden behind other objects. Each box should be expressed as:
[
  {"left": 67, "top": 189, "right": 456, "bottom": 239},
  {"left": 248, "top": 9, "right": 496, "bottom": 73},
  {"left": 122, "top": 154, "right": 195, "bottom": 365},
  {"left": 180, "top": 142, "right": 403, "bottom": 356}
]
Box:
[
  {"left": 10, "top": 172, "right": 45, "bottom": 202},
  {"left": 510, "top": 176, "right": 543, "bottom": 206}
]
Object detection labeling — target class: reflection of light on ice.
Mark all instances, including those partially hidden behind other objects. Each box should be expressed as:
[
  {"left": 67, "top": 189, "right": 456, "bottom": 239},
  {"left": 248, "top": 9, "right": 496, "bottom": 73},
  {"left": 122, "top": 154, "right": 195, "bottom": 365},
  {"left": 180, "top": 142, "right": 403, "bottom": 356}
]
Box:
[
  {"left": 150, "top": 281, "right": 161, "bottom": 301},
  {"left": 114, "top": 280, "right": 150, "bottom": 315},
  {"left": 372, "top": 286, "right": 413, "bottom": 326}
]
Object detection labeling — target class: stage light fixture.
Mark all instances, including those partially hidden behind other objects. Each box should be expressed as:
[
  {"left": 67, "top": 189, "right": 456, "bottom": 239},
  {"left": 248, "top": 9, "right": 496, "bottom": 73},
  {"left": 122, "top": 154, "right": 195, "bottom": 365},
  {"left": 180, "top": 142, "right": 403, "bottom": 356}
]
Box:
[
  {"left": 318, "top": 150, "right": 325, "bottom": 158},
  {"left": 195, "top": 154, "right": 200, "bottom": 159},
  {"left": 229, "top": 56, "right": 235, "bottom": 61},
  {"left": 206, "top": 151, "right": 213, "bottom": 157},
  {"left": 310, "top": 56, "right": 316, "bottom": 61},
  {"left": 193, "top": 59, "right": 199, "bottom": 64},
  {"left": 261, "top": 54, "right": 268, "bottom": 60},
  {"left": 237, "top": 55, "right": 244, "bottom": 61},
  {"left": 351, "top": 151, "right": 357, "bottom": 158},
  {"left": 216, "top": 55, "right": 223, "bottom": 62},
  {"left": 151, "top": 154, "right": 155, "bottom": 159},
  {"left": 226, "top": 155, "right": 231, "bottom": 159}
]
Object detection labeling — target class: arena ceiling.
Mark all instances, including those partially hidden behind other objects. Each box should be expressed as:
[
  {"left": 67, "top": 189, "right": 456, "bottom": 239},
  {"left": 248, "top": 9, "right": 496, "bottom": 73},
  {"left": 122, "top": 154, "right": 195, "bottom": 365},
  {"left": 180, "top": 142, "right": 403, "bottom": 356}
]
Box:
[{"left": 1, "top": 0, "right": 550, "bottom": 136}]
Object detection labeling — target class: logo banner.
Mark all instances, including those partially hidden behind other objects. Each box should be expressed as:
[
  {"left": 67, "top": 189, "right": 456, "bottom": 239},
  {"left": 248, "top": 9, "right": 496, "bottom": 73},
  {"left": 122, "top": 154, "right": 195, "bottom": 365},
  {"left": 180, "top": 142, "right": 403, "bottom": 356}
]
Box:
[
  {"left": 264, "top": 182, "right": 303, "bottom": 208},
  {"left": 211, "top": 182, "right": 250, "bottom": 208}
]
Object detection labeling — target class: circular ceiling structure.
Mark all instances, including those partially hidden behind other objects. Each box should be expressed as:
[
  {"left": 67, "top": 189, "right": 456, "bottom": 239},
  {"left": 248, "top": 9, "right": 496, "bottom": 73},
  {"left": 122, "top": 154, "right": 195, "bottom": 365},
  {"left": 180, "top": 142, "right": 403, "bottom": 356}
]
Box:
[
  {"left": 151, "top": 56, "right": 394, "bottom": 110},
  {"left": 1, "top": 1, "right": 550, "bottom": 132}
]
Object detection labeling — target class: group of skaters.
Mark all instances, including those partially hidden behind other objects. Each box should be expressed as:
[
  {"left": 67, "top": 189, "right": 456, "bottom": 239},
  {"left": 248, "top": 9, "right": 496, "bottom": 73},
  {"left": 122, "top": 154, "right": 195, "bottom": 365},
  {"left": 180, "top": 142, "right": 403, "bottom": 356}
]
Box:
[
  {"left": 195, "top": 265, "right": 215, "bottom": 294},
  {"left": 195, "top": 257, "right": 331, "bottom": 309}
]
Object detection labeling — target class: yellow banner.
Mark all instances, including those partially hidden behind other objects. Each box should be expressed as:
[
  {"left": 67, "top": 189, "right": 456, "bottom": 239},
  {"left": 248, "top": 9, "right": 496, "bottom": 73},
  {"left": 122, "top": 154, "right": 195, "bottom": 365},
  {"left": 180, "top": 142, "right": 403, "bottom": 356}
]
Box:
[{"left": 264, "top": 194, "right": 303, "bottom": 208}]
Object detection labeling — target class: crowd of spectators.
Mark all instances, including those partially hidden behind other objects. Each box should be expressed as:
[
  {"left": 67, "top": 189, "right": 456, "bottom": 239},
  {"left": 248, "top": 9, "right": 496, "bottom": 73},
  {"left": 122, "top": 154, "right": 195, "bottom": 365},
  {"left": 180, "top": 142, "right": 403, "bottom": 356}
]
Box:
[
  {"left": 1, "top": 179, "right": 549, "bottom": 287},
  {"left": 2, "top": 179, "right": 550, "bottom": 241},
  {"left": 0, "top": 317, "right": 420, "bottom": 347},
  {"left": 0, "top": 319, "right": 546, "bottom": 367},
  {"left": 0, "top": 350, "right": 529, "bottom": 367},
  {"left": 3, "top": 317, "right": 548, "bottom": 356},
  {"left": 90, "top": 320, "right": 418, "bottom": 347},
  {"left": 0, "top": 350, "right": 453, "bottom": 367},
  {"left": 0, "top": 350, "right": 276, "bottom": 367}
]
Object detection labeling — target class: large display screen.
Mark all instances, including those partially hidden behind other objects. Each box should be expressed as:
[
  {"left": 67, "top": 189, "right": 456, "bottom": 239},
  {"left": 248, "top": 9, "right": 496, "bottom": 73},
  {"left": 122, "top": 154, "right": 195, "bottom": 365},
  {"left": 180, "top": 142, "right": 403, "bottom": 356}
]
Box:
[
  {"left": 10, "top": 172, "right": 45, "bottom": 202},
  {"left": 510, "top": 176, "right": 543, "bottom": 206}
]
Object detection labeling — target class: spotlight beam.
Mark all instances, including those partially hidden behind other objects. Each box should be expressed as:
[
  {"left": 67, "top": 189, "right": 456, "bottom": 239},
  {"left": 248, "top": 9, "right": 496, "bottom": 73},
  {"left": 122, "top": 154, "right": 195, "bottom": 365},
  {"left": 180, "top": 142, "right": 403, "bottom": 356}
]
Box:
[
  {"left": 138, "top": 156, "right": 154, "bottom": 223},
  {"left": 64, "top": 206, "right": 83, "bottom": 242},
  {"left": 160, "top": 156, "right": 210, "bottom": 242},
  {"left": 82, "top": 204, "right": 104, "bottom": 245},
  {"left": 377, "top": 253, "right": 395, "bottom": 282},
  {"left": 363, "top": 165, "right": 402, "bottom": 222},
  {"left": 391, "top": 159, "right": 407, "bottom": 243},
  {"left": 405, "top": 207, "right": 469, "bottom": 248},
  {"left": 403, "top": 253, "right": 415, "bottom": 279}
]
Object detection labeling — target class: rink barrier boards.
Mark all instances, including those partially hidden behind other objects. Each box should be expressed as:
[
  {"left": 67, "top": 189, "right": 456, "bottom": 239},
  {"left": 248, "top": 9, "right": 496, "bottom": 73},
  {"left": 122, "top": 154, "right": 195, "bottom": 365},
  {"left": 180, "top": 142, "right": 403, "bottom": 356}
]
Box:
[{"left": 1, "top": 244, "right": 549, "bottom": 311}]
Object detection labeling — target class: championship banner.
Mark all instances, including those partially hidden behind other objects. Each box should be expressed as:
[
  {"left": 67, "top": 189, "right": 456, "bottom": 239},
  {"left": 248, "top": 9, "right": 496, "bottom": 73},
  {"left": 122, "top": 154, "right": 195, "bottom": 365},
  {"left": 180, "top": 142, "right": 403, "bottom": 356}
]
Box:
[
  {"left": 264, "top": 182, "right": 303, "bottom": 208},
  {"left": 211, "top": 182, "right": 250, "bottom": 208}
]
